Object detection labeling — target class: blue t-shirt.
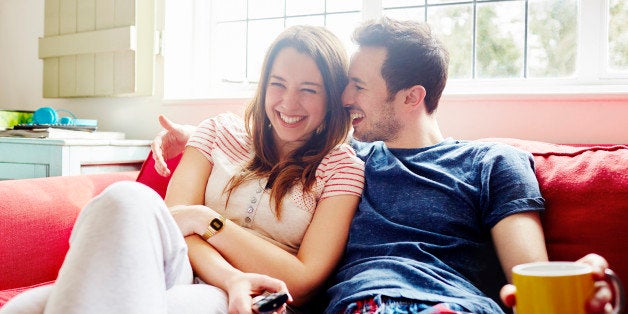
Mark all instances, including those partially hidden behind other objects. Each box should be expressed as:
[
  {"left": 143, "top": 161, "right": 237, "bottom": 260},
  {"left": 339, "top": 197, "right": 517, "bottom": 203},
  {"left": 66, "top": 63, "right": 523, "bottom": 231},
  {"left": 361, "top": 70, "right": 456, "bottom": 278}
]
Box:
[{"left": 325, "top": 138, "right": 545, "bottom": 314}]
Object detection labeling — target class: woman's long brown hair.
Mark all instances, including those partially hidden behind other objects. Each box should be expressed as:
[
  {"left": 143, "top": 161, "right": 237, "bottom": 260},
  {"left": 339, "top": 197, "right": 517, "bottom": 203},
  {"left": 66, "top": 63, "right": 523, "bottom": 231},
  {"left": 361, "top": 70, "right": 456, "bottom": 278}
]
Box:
[{"left": 225, "top": 25, "right": 350, "bottom": 219}]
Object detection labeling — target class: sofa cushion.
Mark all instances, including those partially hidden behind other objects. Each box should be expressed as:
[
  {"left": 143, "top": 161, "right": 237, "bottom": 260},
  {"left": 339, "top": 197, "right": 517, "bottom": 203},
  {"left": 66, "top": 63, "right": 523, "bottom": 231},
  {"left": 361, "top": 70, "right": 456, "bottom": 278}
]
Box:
[
  {"left": 0, "top": 172, "right": 138, "bottom": 291},
  {"left": 135, "top": 151, "right": 182, "bottom": 198},
  {"left": 482, "top": 138, "right": 628, "bottom": 284}
]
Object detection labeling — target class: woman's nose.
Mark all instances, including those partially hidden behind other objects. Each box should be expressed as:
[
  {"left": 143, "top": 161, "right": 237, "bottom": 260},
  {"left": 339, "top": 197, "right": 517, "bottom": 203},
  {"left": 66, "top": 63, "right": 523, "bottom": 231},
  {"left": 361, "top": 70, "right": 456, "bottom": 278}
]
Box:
[{"left": 281, "top": 89, "right": 300, "bottom": 109}]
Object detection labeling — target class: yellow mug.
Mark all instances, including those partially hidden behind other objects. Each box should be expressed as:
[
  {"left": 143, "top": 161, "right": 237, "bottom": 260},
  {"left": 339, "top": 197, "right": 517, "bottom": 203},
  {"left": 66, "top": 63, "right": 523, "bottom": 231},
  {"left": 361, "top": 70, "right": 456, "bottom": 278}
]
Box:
[{"left": 512, "top": 261, "right": 625, "bottom": 314}]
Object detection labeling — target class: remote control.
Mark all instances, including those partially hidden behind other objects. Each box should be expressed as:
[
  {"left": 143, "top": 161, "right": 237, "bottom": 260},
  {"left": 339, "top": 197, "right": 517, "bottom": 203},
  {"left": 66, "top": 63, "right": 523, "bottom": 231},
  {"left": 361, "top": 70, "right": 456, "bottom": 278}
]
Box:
[{"left": 252, "top": 291, "right": 289, "bottom": 313}]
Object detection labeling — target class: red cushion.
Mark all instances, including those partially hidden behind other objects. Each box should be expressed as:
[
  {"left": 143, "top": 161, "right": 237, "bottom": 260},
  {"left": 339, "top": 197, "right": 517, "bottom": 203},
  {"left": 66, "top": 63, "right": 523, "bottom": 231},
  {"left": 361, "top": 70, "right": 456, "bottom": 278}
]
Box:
[
  {"left": 0, "top": 281, "right": 54, "bottom": 307},
  {"left": 482, "top": 138, "right": 628, "bottom": 283},
  {"left": 0, "top": 172, "right": 138, "bottom": 291},
  {"left": 135, "top": 151, "right": 182, "bottom": 198}
]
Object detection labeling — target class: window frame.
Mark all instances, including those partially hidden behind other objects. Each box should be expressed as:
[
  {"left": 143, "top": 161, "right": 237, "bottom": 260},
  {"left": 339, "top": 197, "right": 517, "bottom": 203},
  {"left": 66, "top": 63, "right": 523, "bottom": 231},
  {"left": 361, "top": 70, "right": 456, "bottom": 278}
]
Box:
[{"left": 162, "top": 0, "right": 628, "bottom": 101}]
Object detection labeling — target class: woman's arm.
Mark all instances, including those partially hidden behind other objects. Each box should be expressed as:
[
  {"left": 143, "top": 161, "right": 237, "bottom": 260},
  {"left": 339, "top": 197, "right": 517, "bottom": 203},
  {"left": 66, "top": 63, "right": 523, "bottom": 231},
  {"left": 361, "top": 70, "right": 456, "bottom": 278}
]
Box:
[
  {"left": 200, "top": 193, "right": 360, "bottom": 305},
  {"left": 167, "top": 147, "right": 292, "bottom": 312},
  {"left": 186, "top": 235, "right": 291, "bottom": 313},
  {"left": 165, "top": 146, "right": 211, "bottom": 207},
  {"left": 167, "top": 146, "right": 360, "bottom": 305}
]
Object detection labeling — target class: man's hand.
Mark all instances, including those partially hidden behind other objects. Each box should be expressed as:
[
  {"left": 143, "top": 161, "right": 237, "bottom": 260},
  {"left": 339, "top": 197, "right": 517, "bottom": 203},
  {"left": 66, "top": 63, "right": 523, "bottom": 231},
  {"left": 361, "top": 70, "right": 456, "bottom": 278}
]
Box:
[
  {"left": 151, "top": 114, "right": 196, "bottom": 177},
  {"left": 225, "top": 273, "right": 292, "bottom": 314},
  {"left": 500, "top": 254, "right": 616, "bottom": 313}
]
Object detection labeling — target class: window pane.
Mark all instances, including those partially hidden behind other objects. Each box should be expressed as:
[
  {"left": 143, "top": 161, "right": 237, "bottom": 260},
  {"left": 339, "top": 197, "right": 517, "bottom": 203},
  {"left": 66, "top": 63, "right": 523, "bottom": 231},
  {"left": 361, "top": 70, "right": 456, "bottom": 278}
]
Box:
[
  {"left": 326, "top": 0, "right": 362, "bottom": 13},
  {"left": 383, "top": 8, "right": 425, "bottom": 22},
  {"left": 527, "top": 0, "right": 577, "bottom": 78},
  {"left": 326, "top": 12, "right": 362, "bottom": 54},
  {"left": 164, "top": 0, "right": 196, "bottom": 97},
  {"left": 285, "top": 15, "right": 325, "bottom": 27},
  {"left": 248, "top": 0, "right": 284, "bottom": 19},
  {"left": 428, "top": 0, "right": 467, "bottom": 4},
  {"left": 214, "top": 22, "right": 247, "bottom": 83},
  {"left": 247, "top": 19, "right": 284, "bottom": 82},
  {"left": 286, "top": 0, "right": 324, "bottom": 16},
  {"left": 476, "top": 1, "right": 525, "bottom": 79},
  {"left": 382, "top": 0, "right": 421, "bottom": 8},
  {"left": 609, "top": 0, "right": 628, "bottom": 71},
  {"left": 213, "top": 0, "right": 246, "bottom": 21},
  {"left": 428, "top": 4, "right": 473, "bottom": 79}
]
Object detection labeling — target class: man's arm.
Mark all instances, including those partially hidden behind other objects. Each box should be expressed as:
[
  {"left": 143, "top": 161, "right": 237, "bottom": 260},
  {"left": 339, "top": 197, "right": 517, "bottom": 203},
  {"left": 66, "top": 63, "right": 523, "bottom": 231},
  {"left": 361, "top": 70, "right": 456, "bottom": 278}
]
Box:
[
  {"left": 491, "top": 211, "right": 548, "bottom": 283},
  {"left": 493, "top": 214, "right": 616, "bottom": 313}
]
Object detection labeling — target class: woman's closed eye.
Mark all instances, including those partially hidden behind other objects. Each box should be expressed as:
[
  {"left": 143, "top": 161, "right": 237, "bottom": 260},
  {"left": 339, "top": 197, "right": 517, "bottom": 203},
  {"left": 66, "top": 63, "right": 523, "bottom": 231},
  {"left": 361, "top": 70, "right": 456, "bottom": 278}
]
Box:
[
  {"left": 301, "top": 88, "right": 318, "bottom": 94},
  {"left": 269, "top": 82, "right": 286, "bottom": 89}
]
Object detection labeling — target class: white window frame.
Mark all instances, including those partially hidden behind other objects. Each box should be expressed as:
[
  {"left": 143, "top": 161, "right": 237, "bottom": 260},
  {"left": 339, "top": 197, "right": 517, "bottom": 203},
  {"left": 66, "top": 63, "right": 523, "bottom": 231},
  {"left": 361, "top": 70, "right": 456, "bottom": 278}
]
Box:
[
  {"left": 162, "top": 0, "right": 628, "bottom": 101},
  {"left": 445, "top": 0, "right": 627, "bottom": 96}
]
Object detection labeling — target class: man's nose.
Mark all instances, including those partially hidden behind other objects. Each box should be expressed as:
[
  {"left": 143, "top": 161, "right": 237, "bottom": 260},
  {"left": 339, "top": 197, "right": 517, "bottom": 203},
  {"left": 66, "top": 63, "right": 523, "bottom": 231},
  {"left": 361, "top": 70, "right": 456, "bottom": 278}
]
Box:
[{"left": 341, "top": 85, "right": 352, "bottom": 107}]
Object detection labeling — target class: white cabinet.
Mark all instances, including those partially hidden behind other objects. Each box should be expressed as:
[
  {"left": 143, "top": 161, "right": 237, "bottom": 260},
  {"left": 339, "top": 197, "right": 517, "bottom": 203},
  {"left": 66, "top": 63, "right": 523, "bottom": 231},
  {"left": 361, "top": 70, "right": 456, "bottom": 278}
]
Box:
[{"left": 0, "top": 137, "right": 151, "bottom": 180}]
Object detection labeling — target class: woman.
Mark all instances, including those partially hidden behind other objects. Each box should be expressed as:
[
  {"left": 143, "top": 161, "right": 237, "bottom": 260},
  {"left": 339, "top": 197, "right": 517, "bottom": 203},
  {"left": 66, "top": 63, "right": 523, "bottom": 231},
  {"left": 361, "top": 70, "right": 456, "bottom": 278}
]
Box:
[{"left": 1, "top": 25, "right": 364, "bottom": 314}]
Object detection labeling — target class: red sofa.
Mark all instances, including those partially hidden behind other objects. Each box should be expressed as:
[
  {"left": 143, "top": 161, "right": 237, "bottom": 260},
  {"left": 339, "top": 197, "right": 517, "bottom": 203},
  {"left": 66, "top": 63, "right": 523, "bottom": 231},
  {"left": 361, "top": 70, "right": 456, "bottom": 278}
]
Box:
[{"left": 1, "top": 138, "right": 627, "bottom": 308}]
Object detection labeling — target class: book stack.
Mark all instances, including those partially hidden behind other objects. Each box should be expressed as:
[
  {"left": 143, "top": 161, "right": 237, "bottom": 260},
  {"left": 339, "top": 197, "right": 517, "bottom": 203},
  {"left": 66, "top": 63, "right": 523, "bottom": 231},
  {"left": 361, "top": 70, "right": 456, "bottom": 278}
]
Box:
[{"left": 0, "top": 126, "right": 125, "bottom": 140}]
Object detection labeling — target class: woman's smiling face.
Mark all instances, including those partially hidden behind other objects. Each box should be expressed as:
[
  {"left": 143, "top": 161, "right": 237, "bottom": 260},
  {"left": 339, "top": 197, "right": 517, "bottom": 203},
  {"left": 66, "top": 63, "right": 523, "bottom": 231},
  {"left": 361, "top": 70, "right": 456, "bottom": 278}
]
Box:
[{"left": 265, "top": 47, "right": 327, "bottom": 156}]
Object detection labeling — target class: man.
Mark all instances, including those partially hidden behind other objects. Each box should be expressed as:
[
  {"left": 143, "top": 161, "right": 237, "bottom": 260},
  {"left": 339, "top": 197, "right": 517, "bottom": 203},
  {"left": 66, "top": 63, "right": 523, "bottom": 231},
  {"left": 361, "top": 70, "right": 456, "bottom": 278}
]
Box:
[{"left": 151, "top": 17, "right": 614, "bottom": 314}]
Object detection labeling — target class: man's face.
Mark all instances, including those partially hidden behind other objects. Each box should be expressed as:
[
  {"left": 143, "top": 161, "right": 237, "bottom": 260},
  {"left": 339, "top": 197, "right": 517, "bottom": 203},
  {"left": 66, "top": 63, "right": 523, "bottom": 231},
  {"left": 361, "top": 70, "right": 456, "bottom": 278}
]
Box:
[{"left": 342, "top": 46, "right": 402, "bottom": 143}]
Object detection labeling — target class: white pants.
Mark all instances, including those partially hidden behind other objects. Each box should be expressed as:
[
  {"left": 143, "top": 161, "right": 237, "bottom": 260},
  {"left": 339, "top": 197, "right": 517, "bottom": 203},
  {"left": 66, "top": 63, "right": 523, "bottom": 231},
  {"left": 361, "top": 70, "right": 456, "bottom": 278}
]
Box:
[{"left": 1, "top": 181, "right": 228, "bottom": 314}]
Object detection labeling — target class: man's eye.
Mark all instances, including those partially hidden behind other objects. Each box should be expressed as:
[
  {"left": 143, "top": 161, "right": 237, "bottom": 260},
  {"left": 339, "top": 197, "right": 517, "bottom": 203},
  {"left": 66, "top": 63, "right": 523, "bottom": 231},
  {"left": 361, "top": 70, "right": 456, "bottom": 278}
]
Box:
[{"left": 355, "top": 85, "right": 364, "bottom": 91}]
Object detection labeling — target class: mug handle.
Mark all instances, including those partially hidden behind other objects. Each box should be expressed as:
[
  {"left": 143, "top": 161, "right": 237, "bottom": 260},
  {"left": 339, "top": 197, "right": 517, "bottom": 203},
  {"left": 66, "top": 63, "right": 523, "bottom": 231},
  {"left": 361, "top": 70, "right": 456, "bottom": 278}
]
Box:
[{"left": 605, "top": 269, "right": 625, "bottom": 314}]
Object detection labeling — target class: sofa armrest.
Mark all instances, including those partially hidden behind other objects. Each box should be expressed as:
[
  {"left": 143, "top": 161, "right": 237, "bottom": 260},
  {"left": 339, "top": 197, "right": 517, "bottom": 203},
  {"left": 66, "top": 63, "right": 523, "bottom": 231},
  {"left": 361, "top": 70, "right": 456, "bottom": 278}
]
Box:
[{"left": 0, "top": 172, "right": 138, "bottom": 290}]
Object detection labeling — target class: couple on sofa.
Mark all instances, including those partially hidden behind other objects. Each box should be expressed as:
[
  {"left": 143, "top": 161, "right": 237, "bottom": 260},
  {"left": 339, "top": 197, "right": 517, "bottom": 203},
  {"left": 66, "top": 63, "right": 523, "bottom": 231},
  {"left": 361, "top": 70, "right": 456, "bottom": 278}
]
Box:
[{"left": 2, "top": 17, "right": 615, "bottom": 314}]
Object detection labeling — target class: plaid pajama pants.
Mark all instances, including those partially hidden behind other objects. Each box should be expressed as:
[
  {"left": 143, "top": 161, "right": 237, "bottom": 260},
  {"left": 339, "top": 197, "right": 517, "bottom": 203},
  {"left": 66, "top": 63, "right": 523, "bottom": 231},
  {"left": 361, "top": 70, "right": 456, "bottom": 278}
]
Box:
[{"left": 343, "top": 295, "right": 471, "bottom": 314}]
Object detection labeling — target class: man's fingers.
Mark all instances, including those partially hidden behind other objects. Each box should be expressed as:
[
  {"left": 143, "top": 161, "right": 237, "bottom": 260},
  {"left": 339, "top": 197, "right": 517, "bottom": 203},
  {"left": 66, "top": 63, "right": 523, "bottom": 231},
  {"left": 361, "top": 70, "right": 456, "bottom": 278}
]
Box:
[
  {"left": 158, "top": 114, "right": 178, "bottom": 131},
  {"left": 155, "top": 163, "right": 171, "bottom": 177},
  {"left": 150, "top": 126, "right": 173, "bottom": 177},
  {"left": 500, "top": 284, "right": 517, "bottom": 308},
  {"left": 577, "top": 254, "right": 609, "bottom": 279},
  {"left": 587, "top": 281, "right": 613, "bottom": 314},
  {"left": 150, "top": 135, "right": 163, "bottom": 160}
]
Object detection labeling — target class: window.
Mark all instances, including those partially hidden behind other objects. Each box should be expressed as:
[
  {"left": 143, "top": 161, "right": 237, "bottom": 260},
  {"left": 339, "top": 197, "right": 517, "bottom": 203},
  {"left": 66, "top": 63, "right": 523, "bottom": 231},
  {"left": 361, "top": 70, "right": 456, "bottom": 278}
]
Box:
[
  {"left": 163, "top": 0, "right": 628, "bottom": 99},
  {"left": 383, "top": 0, "right": 579, "bottom": 80},
  {"left": 608, "top": 0, "right": 628, "bottom": 73}
]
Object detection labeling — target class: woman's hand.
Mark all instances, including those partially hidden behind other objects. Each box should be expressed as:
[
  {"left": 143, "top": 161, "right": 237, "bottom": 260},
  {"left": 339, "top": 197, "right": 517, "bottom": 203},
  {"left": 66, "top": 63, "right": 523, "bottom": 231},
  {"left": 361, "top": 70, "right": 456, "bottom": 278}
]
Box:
[
  {"left": 500, "top": 253, "right": 615, "bottom": 313},
  {"left": 169, "top": 204, "right": 215, "bottom": 236},
  {"left": 225, "top": 273, "right": 292, "bottom": 314}
]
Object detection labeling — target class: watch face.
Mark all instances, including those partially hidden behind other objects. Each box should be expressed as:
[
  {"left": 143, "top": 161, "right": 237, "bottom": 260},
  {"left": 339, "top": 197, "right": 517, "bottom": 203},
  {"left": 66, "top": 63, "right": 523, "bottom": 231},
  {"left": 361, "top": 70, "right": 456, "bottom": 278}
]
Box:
[{"left": 210, "top": 218, "right": 224, "bottom": 230}]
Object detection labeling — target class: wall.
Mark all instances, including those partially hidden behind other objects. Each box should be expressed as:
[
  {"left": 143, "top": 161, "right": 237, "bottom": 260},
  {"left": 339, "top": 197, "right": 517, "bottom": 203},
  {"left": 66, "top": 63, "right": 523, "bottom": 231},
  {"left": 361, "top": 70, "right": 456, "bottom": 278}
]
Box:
[{"left": 1, "top": 0, "right": 627, "bottom": 143}]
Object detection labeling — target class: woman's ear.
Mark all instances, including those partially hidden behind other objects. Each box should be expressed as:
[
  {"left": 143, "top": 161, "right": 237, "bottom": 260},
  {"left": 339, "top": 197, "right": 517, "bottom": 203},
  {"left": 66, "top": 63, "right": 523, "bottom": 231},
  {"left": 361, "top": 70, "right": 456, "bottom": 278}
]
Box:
[{"left": 404, "top": 85, "right": 426, "bottom": 107}]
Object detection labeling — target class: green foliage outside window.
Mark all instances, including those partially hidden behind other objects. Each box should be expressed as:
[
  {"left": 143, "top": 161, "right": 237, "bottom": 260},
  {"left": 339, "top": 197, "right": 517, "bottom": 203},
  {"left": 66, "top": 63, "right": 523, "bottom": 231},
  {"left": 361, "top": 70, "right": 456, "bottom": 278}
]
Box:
[{"left": 609, "top": 0, "right": 628, "bottom": 70}]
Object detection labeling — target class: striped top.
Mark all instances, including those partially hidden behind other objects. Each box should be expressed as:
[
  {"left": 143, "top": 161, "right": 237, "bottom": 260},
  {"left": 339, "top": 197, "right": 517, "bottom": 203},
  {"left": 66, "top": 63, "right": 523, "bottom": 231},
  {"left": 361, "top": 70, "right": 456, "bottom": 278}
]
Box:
[{"left": 187, "top": 112, "right": 365, "bottom": 254}]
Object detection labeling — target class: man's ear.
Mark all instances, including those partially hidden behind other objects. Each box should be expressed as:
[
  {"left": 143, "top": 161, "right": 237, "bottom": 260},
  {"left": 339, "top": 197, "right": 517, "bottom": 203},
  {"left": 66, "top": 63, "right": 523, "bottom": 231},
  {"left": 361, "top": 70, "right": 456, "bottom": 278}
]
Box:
[{"left": 404, "top": 85, "right": 426, "bottom": 108}]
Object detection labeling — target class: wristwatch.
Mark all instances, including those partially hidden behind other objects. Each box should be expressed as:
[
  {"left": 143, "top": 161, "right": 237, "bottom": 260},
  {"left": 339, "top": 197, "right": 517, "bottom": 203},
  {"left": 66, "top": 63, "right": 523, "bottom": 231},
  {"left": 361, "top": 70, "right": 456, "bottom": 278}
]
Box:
[{"left": 201, "top": 215, "right": 226, "bottom": 240}]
